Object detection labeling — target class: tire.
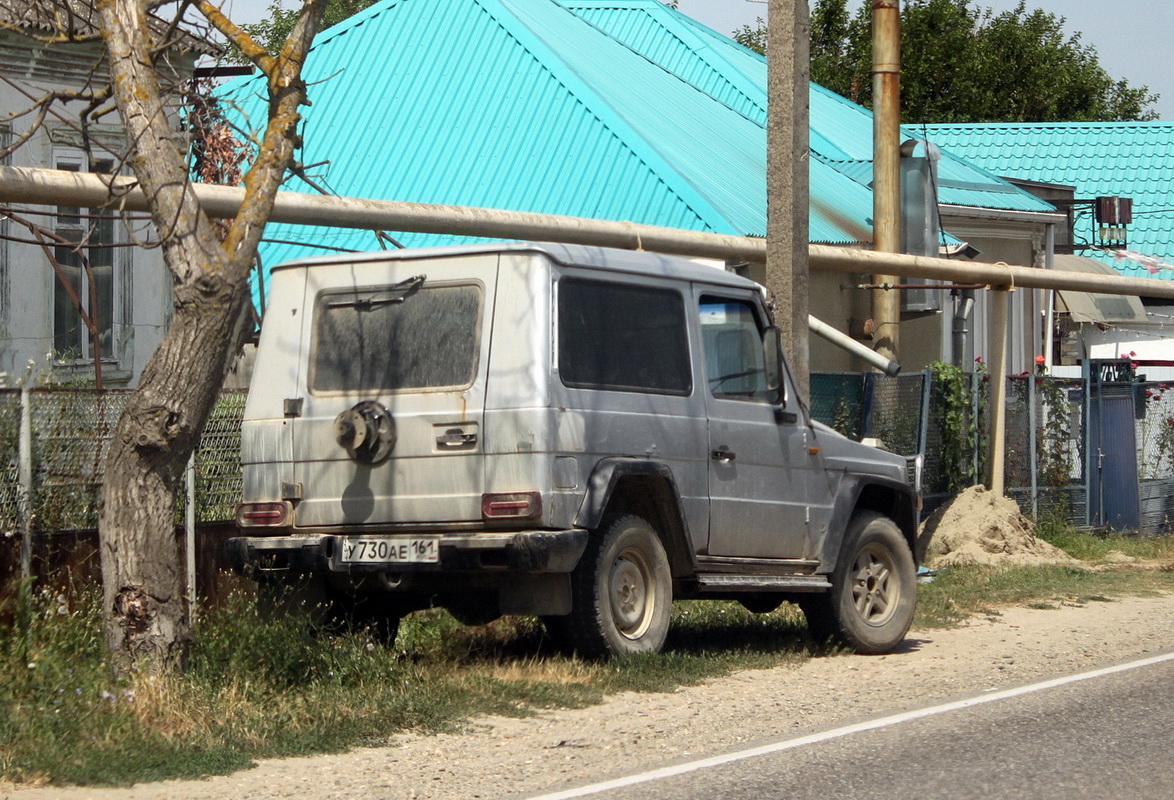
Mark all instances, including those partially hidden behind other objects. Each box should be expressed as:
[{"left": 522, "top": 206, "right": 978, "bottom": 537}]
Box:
[
  {"left": 800, "top": 511, "right": 915, "bottom": 655},
  {"left": 559, "top": 514, "right": 673, "bottom": 657}
]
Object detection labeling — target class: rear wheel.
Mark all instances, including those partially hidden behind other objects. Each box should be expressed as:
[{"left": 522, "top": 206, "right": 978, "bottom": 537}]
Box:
[
  {"left": 800, "top": 511, "right": 915, "bottom": 654},
  {"left": 555, "top": 514, "right": 672, "bottom": 657}
]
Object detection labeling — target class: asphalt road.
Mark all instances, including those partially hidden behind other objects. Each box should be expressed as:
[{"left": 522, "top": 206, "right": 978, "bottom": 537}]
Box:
[{"left": 520, "top": 651, "right": 1174, "bottom": 800}]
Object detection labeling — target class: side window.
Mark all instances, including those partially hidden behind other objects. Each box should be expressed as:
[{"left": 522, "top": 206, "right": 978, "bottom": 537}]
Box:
[
  {"left": 558, "top": 278, "right": 691, "bottom": 396},
  {"left": 699, "top": 297, "right": 769, "bottom": 402}
]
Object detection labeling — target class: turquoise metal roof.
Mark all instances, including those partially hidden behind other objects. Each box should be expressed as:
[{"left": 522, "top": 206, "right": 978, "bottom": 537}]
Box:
[
  {"left": 219, "top": 0, "right": 877, "bottom": 275},
  {"left": 563, "top": 2, "right": 1054, "bottom": 217},
  {"left": 922, "top": 122, "right": 1174, "bottom": 281}
]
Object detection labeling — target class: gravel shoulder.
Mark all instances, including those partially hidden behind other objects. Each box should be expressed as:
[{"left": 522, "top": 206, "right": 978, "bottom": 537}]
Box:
[{"left": 4, "top": 593, "right": 1172, "bottom": 800}]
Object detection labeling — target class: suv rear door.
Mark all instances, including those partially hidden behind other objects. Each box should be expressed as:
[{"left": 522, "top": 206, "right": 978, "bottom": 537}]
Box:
[{"left": 290, "top": 254, "right": 499, "bottom": 528}]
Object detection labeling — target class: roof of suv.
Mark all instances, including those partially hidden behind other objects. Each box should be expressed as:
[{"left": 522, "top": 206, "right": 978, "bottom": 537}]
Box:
[{"left": 271, "top": 241, "right": 760, "bottom": 291}]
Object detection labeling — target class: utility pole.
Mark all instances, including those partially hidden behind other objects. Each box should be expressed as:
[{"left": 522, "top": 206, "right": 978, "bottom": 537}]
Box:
[
  {"left": 765, "top": 0, "right": 812, "bottom": 398},
  {"left": 871, "top": 0, "right": 901, "bottom": 363}
]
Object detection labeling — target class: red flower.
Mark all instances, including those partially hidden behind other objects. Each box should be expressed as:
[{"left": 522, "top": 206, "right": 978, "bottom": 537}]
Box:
[{"left": 1034, "top": 355, "right": 1046, "bottom": 364}]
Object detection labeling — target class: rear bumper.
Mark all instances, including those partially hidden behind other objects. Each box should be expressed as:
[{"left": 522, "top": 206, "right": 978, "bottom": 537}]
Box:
[{"left": 226, "top": 529, "right": 589, "bottom": 576}]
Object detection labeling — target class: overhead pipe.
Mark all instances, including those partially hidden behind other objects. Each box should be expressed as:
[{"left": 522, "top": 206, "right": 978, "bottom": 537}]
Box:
[
  {"left": 809, "top": 315, "right": 899, "bottom": 376},
  {"left": 3, "top": 166, "right": 1174, "bottom": 302},
  {"left": 871, "top": 0, "right": 902, "bottom": 363}
]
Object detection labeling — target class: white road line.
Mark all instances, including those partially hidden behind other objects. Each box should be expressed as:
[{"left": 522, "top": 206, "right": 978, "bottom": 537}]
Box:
[{"left": 524, "top": 650, "right": 1174, "bottom": 800}]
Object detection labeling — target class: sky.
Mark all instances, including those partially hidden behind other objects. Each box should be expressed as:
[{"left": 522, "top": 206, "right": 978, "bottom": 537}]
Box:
[{"left": 219, "top": 0, "right": 1174, "bottom": 120}]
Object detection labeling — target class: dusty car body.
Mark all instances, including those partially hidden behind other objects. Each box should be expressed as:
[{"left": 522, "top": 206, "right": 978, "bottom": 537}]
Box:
[{"left": 229, "top": 242, "right": 920, "bottom": 655}]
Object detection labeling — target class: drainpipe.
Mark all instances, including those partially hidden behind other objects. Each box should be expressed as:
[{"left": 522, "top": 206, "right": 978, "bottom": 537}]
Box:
[
  {"left": 871, "top": 0, "right": 901, "bottom": 364},
  {"left": 1043, "top": 223, "right": 1057, "bottom": 366}
]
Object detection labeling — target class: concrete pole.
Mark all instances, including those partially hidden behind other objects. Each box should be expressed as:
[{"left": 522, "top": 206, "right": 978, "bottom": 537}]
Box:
[
  {"left": 871, "top": 0, "right": 901, "bottom": 363},
  {"left": 766, "top": 0, "right": 811, "bottom": 399}
]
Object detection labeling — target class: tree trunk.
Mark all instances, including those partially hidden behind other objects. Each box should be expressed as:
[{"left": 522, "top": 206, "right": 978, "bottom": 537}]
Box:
[
  {"left": 93, "top": 0, "right": 324, "bottom": 673},
  {"left": 99, "top": 282, "right": 251, "bottom": 669}
]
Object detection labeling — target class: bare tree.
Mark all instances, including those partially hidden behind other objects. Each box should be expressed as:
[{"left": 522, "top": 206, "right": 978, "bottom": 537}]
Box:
[
  {"left": 92, "top": 0, "right": 326, "bottom": 671},
  {"left": 1, "top": 0, "right": 327, "bottom": 671}
]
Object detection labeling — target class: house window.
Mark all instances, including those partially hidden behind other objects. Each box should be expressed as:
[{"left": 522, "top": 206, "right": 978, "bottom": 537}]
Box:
[{"left": 53, "top": 154, "right": 116, "bottom": 362}]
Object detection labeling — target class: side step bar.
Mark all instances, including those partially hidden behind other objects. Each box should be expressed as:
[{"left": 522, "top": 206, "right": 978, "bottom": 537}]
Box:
[{"left": 696, "top": 574, "right": 832, "bottom": 593}]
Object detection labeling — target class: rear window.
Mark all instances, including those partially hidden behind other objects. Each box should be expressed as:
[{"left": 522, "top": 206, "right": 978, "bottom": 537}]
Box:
[
  {"left": 312, "top": 281, "right": 481, "bottom": 392},
  {"left": 558, "top": 278, "right": 691, "bottom": 396}
]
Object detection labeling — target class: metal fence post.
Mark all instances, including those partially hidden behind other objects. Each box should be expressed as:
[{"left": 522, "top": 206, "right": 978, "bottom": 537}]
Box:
[
  {"left": 18, "top": 385, "right": 32, "bottom": 581},
  {"left": 185, "top": 451, "right": 197, "bottom": 619},
  {"left": 1028, "top": 374, "right": 1039, "bottom": 520}
]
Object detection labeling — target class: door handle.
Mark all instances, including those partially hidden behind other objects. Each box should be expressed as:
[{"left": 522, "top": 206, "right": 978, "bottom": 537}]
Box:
[
  {"left": 711, "top": 447, "right": 736, "bottom": 462},
  {"left": 437, "top": 429, "right": 477, "bottom": 448}
]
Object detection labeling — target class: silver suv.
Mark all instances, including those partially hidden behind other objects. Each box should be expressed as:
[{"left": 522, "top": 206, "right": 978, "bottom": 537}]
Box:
[{"left": 229, "top": 243, "right": 920, "bottom": 656}]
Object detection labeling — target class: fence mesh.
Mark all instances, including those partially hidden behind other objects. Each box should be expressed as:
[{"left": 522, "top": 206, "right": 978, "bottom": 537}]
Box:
[
  {"left": 4, "top": 371, "right": 1174, "bottom": 537},
  {"left": 0, "top": 391, "right": 20, "bottom": 535},
  {"left": 30, "top": 390, "right": 131, "bottom": 532},
  {"left": 194, "top": 391, "right": 246, "bottom": 523},
  {"left": 867, "top": 373, "right": 927, "bottom": 457},
  {"left": 809, "top": 373, "right": 869, "bottom": 440}
]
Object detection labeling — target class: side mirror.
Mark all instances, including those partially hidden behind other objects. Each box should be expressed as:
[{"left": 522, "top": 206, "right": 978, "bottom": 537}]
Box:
[{"left": 762, "top": 326, "right": 784, "bottom": 405}]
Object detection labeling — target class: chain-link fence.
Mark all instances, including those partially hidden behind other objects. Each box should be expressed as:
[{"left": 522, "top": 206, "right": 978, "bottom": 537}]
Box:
[
  {"left": 0, "top": 389, "right": 245, "bottom": 537},
  {"left": 1135, "top": 380, "right": 1174, "bottom": 534},
  {"left": 1004, "top": 375, "right": 1087, "bottom": 528},
  {"left": 0, "top": 392, "right": 21, "bottom": 537}
]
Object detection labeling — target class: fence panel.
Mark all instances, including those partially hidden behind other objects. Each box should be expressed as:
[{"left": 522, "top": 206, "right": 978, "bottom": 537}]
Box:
[
  {"left": 30, "top": 389, "right": 132, "bottom": 533},
  {"left": 809, "top": 373, "right": 869, "bottom": 440},
  {"left": 194, "top": 391, "right": 246, "bottom": 524},
  {"left": 0, "top": 390, "right": 20, "bottom": 535},
  {"left": 867, "top": 373, "right": 927, "bottom": 457}
]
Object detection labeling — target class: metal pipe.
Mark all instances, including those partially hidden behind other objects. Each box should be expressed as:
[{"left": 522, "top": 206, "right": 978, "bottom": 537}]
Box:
[
  {"left": 1044, "top": 223, "right": 1057, "bottom": 366},
  {"left": 988, "top": 288, "right": 1010, "bottom": 495},
  {"left": 848, "top": 282, "right": 986, "bottom": 291},
  {"left": 808, "top": 315, "right": 900, "bottom": 376},
  {"left": 871, "top": 0, "right": 902, "bottom": 363},
  {"left": 4, "top": 166, "right": 1174, "bottom": 301}
]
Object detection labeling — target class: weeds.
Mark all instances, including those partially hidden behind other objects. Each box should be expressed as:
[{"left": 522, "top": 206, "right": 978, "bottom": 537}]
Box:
[{"left": 3, "top": 530, "right": 1173, "bottom": 787}]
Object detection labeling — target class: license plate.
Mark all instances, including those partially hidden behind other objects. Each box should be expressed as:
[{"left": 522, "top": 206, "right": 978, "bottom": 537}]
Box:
[{"left": 340, "top": 537, "right": 439, "bottom": 564}]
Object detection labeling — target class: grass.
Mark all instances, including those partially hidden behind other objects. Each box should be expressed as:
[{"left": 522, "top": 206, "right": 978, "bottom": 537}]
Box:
[{"left": 2, "top": 526, "right": 1173, "bottom": 787}]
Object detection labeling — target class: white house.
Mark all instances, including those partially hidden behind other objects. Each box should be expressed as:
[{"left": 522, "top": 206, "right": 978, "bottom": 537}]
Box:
[{"left": 0, "top": 1, "right": 213, "bottom": 386}]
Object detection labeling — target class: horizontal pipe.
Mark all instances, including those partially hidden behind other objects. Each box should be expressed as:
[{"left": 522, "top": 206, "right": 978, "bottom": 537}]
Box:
[
  {"left": 808, "top": 315, "right": 900, "bottom": 376},
  {"left": 3, "top": 166, "right": 1173, "bottom": 301}
]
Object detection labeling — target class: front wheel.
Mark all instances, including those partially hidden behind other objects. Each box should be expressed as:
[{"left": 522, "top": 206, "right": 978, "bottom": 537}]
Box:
[
  {"left": 554, "top": 514, "right": 673, "bottom": 657},
  {"left": 801, "top": 511, "right": 915, "bottom": 654}
]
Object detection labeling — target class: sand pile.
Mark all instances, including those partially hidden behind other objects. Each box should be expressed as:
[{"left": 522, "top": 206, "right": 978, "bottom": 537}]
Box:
[{"left": 917, "top": 485, "right": 1078, "bottom": 567}]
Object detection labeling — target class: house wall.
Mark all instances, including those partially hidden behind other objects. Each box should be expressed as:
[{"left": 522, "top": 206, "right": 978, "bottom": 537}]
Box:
[
  {"left": 805, "top": 214, "right": 1059, "bottom": 377},
  {"left": 0, "top": 30, "right": 176, "bottom": 387}
]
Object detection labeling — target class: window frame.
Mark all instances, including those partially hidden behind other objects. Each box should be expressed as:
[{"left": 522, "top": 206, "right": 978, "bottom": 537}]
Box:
[
  {"left": 697, "top": 293, "right": 773, "bottom": 404},
  {"left": 51, "top": 148, "right": 120, "bottom": 365},
  {"left": 555, "top": 275, "right": 693, "bottom": 397},
  {"left": 308, "top": 279, "right": 485, "bottom": 395}
]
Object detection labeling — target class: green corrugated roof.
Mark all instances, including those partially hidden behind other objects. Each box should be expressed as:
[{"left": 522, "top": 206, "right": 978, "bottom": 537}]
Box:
[{"left": 923, "top": 122, "right": 1174, "bottom": 281}]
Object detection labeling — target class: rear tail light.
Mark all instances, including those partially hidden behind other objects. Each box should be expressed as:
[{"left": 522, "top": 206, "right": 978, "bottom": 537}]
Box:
[
  {"left": 236, "top": 501, "right": 293, "bottom": 528},
  {"left": 481, "top": 491, "right": 543, "bottom": 520}
]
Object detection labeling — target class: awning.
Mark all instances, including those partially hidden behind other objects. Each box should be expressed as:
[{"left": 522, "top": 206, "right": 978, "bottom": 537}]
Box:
[{"left": 1053, "top": 255, "right": 1148, "bottom": 324}]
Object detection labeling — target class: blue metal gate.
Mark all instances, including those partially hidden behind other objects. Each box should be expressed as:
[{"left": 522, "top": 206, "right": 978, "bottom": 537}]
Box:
[{"left": 1088, "top": 363, "right": 1141, "bottom": 531}]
